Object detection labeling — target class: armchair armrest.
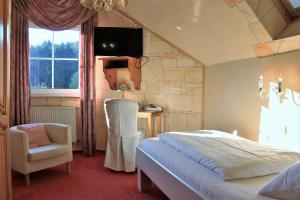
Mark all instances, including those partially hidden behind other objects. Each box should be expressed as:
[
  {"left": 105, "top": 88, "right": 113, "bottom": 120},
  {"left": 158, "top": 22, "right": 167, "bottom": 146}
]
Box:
[
  {"left": 9, "top": 126, "right": 30, "bottom": 172},
  {"left": 44, "top": 123, "right": 71, "bottom": 145}
]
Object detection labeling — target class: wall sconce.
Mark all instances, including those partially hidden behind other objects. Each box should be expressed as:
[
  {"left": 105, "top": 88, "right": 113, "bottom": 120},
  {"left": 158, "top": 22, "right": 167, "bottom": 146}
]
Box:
[
  {"left": 258, "top": 75, "right": 283, "bottom": 99},
  {"left": 259, "top": 75, "right": 300, "bottom": 107},
  {"left": 277, "top": 75, "right": 283, "bottom": 93},
  {"left": 284, "top": 89, "right": 300, "bottom": 107},
  {"left": 259, "top": 75, "right": 264, "bottom": 92}
]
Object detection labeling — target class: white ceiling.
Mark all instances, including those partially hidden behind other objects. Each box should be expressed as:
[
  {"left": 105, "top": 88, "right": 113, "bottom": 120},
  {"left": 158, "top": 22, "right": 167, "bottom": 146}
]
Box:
[{"left": 121, "top": 0, "right": 258, "bottom": 65}]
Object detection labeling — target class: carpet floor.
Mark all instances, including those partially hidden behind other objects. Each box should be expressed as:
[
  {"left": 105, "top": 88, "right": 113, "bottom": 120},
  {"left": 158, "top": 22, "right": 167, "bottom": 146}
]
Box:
[{"left": 12, "top": 152, "right": 168, "bottom": 200}]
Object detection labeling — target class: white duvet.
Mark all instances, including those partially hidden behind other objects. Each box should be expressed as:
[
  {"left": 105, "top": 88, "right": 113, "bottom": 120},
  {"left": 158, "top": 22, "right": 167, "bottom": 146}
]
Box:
[{"left": 159, "top": 130, "right": 300, "bottom": 180}]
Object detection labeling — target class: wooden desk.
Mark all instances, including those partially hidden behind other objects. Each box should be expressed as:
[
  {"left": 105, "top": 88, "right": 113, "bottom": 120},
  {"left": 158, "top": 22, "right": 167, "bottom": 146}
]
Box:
[{"left": 138, "top": 111, "right": 162, "bottom": 138}]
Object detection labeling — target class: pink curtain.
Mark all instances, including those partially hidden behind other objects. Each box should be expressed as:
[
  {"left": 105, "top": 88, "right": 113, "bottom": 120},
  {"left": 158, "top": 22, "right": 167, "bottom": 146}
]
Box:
[
  {"left": 13, "top": 0, "right": 96, "bottom": 31},
  {"left": 80, "top": 15, "right": 97, "bottom": 156},
  {"left": 10, "top": 4, "right": 31, "bottom": 126},
  {"left": 11, "top": 0, "right": 98, "bottom": 155}
]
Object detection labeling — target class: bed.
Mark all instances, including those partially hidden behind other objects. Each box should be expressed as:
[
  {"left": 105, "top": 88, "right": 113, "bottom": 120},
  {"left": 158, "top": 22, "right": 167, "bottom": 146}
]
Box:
[{"left": 136, "top": 131, "right": 300, "bottom": 200}]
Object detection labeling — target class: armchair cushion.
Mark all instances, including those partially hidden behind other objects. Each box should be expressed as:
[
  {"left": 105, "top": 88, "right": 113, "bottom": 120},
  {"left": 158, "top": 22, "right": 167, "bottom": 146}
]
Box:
[
  {"left": 28, "top": 143, "right": 69, "bottom": 162},
  {"left": 18, "top": 124, "right": 50, "bottom": 148}
]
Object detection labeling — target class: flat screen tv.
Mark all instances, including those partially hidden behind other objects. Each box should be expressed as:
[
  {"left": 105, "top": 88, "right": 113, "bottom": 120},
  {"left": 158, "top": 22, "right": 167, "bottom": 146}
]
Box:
[{"left": 94, "top": 27, "right": 143, "bottom": 58}]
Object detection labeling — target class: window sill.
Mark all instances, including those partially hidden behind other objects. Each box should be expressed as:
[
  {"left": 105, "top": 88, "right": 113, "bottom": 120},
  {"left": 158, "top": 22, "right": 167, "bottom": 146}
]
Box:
[{"left": 31, "top": 89, "right": 80, "bottom": 98}]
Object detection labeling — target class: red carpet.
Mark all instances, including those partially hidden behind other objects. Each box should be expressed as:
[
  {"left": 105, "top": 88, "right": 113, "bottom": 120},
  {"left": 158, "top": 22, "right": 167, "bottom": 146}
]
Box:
[{"left": 12, "top": 152, "right": 167, "bottom": 200}]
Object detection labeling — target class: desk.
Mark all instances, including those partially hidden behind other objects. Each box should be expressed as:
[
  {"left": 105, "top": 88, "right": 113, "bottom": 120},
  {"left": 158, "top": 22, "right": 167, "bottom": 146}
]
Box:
[{"left": 137, "top": 111, "right": 162, "bottom": 138}]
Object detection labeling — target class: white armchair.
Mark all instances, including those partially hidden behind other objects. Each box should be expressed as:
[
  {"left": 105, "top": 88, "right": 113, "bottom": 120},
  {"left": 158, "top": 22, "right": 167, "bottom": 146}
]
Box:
[
  {"left": 104, "top": 99, "right": 145, "bottom": 172},
  {"left": 10, "top": 123, "right": 73, "bottom": 186}
]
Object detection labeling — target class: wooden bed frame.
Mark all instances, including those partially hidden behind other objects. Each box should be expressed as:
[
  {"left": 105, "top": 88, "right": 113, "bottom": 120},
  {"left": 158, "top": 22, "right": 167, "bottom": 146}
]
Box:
[{"left": 136, "top": 146, "right": 204, "bottom": 200}]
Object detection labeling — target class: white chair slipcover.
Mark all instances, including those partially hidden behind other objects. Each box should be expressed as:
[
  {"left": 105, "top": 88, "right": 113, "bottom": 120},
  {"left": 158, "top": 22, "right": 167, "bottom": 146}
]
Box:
[{"left": 104, "top": 99, "right": 145, "bottom": 172}]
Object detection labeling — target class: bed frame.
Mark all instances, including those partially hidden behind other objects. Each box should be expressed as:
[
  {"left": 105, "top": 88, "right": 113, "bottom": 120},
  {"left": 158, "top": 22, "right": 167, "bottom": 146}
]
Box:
[{"left": 136, "top": 146, "right": 204, "bottom": 200}]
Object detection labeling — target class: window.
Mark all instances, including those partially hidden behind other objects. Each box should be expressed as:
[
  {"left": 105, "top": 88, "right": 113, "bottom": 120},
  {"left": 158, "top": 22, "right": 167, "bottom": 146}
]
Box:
[
  {"left": 29, "top": 26, "right": 80, "bottom": 97},
  {"left": 281, "top": 0, "right": 300, "bottom": 18},
  {"left": 289, "top": 0, "right": 300, "bottom": 9}
]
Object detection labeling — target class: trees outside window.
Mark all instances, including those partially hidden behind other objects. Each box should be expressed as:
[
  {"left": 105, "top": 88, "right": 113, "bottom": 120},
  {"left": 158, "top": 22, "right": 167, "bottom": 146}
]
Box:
[{"left": 29, "top": 28, "right": 80, "bottom": 91}]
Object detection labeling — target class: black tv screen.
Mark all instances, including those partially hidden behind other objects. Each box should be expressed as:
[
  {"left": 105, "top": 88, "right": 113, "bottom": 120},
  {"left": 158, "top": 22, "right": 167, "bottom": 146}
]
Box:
[{"left": 94, "top": 27, "right": 143, "bottom": 58}]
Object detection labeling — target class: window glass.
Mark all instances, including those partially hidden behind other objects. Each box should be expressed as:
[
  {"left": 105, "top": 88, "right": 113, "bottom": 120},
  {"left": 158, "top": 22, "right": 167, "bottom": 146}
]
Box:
[
  {"left": 29, "top": 28, "right": 52, "bottom": 57},
  {"left": 54, "top": 60, "right": 79, "bottom": 89},
  {"left": 54, "top": 30, "right": 80, "bottom": 58},
  {"left": 29, "top": 27, "right": 80, "bottom": 90},
  {"left": 30, "top": 60, "right": 52, "bottom": 89},
  {"left": 289, "top": 0, "right": 300, "bottom": 9}
]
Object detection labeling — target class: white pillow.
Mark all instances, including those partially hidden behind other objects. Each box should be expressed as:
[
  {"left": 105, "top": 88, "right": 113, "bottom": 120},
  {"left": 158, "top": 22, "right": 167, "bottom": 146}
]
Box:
[{"left": 259, "top": 161, "right": 300, "bottom": 200}]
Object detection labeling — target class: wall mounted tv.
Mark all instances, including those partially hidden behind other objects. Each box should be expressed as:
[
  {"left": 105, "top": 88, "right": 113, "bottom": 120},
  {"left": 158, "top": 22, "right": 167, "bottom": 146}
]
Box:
[{"left": 94, "top": 27, "right": 143, "bottom": 58}]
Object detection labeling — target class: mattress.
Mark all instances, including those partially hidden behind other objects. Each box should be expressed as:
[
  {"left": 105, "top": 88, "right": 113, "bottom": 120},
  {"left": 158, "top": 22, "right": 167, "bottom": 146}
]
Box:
[
  {"left": 159, "top": 131, "right": 300, "bottom": 180},
  {"left": 139, "top": 138, "right": 276, "bottom": 200}
]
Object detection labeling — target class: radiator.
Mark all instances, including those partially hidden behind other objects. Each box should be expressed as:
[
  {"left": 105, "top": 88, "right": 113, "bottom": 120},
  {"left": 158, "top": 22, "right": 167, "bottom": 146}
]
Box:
[{"left": 30, "top": 106, "right": 77, "bottom": 143}]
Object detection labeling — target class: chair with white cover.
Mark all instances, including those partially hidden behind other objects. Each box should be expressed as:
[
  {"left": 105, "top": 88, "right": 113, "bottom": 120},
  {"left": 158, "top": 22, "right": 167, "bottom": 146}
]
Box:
[{"left": 104, "top": 99, "right": 145, "bottom": 172}]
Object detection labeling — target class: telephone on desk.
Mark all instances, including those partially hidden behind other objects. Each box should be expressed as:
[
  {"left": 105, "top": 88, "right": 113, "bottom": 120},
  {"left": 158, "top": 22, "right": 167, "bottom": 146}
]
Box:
[{"left": 144, "top": 104, "right": 162, "bottom": 112}]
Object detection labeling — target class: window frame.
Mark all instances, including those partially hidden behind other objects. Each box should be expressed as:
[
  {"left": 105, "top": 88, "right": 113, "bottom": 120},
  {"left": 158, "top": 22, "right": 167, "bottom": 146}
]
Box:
[
  {"left": 29, "top": 24, "right": 81, "bottom": 97},
  {"left": 280, "top": 0, "right": 300, "bottom": 18}
]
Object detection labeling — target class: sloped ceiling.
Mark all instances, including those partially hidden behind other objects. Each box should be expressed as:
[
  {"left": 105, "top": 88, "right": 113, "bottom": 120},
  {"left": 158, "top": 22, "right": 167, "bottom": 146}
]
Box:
[{"left": 121, "top": 0, "right": 258, "bottom": 65}]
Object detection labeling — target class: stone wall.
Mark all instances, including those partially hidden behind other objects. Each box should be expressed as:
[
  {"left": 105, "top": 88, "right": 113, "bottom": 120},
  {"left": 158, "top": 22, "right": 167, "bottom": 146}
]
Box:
[
  {"left": 95, "top": 11, "right": 204, "bottom": 150},
  {"left": 31, "top": 11, "right": 204, "bottom": 150}
]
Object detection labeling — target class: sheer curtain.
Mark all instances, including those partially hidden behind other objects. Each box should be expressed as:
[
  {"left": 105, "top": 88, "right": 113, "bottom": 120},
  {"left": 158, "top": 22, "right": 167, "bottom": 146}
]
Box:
[{"left": 11, "top": 0, "right": 97, "bottom": 156}]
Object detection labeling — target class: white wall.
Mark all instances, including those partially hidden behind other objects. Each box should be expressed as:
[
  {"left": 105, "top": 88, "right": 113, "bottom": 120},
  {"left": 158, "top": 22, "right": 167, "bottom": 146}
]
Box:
[{"left": 204, "top": 50, "right": 300, "bottom": 152}]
